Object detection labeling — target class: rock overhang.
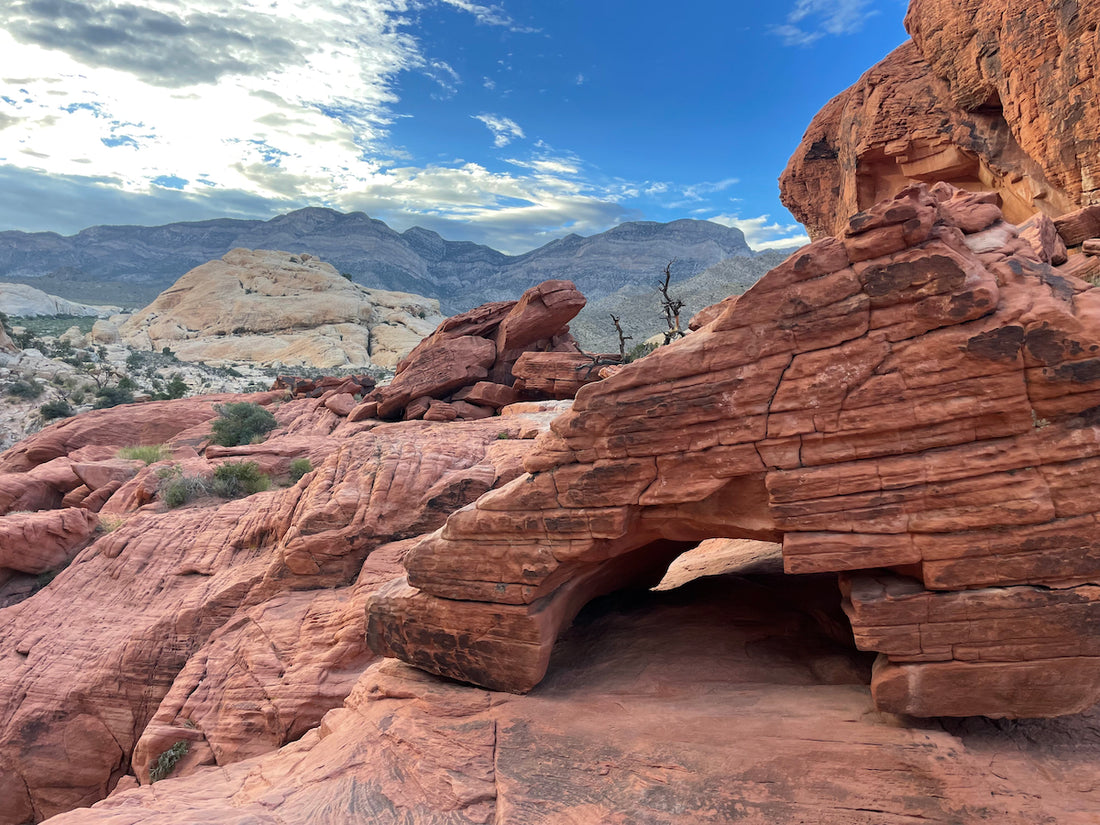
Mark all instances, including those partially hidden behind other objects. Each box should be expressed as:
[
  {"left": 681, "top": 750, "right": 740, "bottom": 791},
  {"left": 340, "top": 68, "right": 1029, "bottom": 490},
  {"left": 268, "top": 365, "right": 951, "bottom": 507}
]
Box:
[{"left": 366, "top": 182, "right": 1100, "bottom": 718}]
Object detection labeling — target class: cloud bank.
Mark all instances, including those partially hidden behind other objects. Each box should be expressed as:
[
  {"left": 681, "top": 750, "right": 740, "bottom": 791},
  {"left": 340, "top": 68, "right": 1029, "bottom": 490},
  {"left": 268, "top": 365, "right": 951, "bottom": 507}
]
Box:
[{"left": 0, "top": 0, "right": 814, "bottom": 255}]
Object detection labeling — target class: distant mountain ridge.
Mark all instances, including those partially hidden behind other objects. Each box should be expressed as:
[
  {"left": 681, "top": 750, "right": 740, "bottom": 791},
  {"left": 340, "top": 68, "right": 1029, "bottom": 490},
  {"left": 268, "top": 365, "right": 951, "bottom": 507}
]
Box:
[{"left": 0, "top": 208, "right": 765, "bottom": 312}]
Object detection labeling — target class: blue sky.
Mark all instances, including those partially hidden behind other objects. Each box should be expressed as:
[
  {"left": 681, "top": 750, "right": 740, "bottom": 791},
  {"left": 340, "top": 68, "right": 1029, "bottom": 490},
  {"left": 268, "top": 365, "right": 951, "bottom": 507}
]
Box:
[{"left": 0, "top": 0, "right": 909, "bottom": 252}]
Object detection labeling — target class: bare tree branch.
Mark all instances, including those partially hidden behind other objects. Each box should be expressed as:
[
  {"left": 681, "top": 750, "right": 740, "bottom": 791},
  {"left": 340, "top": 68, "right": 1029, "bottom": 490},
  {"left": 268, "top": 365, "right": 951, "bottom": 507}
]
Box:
[
  {"left": 658, "top": 260, "right": 686, "bottom": 345},
  {"left": 610, "top": 313, "right": 632, "bottom": 359}
]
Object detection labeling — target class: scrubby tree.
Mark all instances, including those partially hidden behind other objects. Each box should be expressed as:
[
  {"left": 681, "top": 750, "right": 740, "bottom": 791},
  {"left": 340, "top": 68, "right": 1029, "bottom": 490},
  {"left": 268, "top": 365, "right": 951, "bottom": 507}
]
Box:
[{"left": 210, "top": 402, "right": 277, "bottom": 447}]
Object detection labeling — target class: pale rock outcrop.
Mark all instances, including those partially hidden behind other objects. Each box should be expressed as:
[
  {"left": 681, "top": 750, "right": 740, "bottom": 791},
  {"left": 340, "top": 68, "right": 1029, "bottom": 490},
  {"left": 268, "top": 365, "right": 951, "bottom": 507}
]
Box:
[
  {"left": 367, "top": 183, "right": 1100, "bottom": 718},
  {"left": 0, "top": 283, "right": 119, "bottom": 318},
  {"left": 117, "top": 249, "right": 443, "bottom": 369}
]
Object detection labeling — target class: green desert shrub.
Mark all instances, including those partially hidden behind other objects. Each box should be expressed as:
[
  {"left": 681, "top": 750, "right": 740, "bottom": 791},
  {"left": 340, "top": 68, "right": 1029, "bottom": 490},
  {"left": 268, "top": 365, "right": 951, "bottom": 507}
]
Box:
[
  {"left": 625, "top": 341, "right": 658, "bottom": 363},
  {"left": 288, "top": 457, "right": 313, "bottom": 483},
  {"left": 210, "top": 402, "right": 277, "bottom": 447},
  {"left": 149, "top": 740, "right": 190, "bottom": 783},
  {"left": 7, "top": 378, "right": 43, "bottom": 399},
  {"left": 93, "top": 386, "right": 134, "bottom": 409},
  {"left": 211, "top": 461, "right": 270, "bottom": 498},
  {"left": 39, "top": 399, "right": 74, "bottom": 420},
  {"left": 157, "top": 466, "right": 209, "bottom": 509},
  {"left": 159, "top": 374, "right": 188, "bottom": 400},
  {"left": 118, "top": 444, "right": 168, "bottom": 464}
]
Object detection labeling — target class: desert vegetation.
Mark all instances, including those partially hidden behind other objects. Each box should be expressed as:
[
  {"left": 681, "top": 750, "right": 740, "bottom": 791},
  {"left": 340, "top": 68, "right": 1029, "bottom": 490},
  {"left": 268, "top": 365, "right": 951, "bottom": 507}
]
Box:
[{"left": 210, "top": 402, "right": 278, "bottom": 447}]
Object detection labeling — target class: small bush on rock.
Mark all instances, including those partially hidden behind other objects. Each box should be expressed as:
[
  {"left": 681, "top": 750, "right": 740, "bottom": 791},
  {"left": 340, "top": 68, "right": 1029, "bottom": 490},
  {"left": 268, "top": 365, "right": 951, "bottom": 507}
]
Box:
[
  {"left": 157, "top": 466, "right": 209, "bottom": 509},
  {"left": 94, "top": 386, "right": 134, "bottom": 409},
  {"left": 211, "top": 461, "right": 270, "bottom": 498},
  {"left": 210, "top": 402, "right": 277, "bottom": 446},
  {"left": 288, "top": 457, "right": 313, "bottom": 482},
  {"left": 7, "top": 378, "right": 43, "bottom": 399},
  {"left": 118, "top": 444, "right": 168, "bottom": 464},
  {"left": 39, "top": 399, "right": 74, "bottom": 420},
  {"left": 149, "top": 740, "right": 190, "bottom": 783}
]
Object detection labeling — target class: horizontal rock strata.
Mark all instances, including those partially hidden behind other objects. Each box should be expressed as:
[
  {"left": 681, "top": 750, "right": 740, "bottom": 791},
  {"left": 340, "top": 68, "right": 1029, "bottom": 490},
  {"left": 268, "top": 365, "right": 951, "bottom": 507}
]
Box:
[{"left": 367, "top": 182, "right": 1100, "bottom": 717}]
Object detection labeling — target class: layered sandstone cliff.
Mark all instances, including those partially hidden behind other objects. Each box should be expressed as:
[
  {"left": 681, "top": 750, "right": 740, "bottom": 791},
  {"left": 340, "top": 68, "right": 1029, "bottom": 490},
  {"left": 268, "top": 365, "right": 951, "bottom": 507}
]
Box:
[{"left": 780, "top": 0, "right": 1099, "bottom": 238}]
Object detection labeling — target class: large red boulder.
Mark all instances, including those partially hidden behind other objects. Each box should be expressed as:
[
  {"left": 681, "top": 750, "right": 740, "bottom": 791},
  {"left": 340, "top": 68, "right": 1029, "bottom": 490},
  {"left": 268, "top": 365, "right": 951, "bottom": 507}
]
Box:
[
  {"left": 370, "top": 280, "right": 587, "bottom": 420},
  {"left": 780, "top": 0, "right": 1099, "bottom": 240}
]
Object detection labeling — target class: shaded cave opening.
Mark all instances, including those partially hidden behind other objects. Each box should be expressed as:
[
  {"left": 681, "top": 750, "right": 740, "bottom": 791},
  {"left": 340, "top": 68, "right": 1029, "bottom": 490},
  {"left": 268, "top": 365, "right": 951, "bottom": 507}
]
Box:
[{"left": 538, "top": 530, "right": 875, "bottom": 696}]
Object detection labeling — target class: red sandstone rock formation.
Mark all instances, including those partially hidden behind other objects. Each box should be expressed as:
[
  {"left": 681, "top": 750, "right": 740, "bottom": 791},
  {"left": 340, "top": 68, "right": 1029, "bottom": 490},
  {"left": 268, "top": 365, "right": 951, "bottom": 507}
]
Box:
[
  {"left": 368, "top": 279, "right": 595, "bottom": 421},
  {"left": 367, "top": 182, "right": 1100, "bottom": 718},
  {"left": 0, "top": 386, "right": 556, "bottom": 823},
  {"left": 780, "top": 0, "right": 1099, "bottom": 239},
  {"left": 0, "top": 508, "right": 100, "bottom": 579},
  {"left": 41, "top": 575, "right": 1100, "bottom": 824}
]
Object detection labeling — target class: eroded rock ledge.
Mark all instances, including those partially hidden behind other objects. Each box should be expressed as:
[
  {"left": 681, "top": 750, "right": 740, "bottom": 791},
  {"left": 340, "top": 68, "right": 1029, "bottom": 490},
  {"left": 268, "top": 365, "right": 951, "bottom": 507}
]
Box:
[
  {"left": 367, "top": 182, "right": 1100, "bottom": 718},
  {"left": 781, "top": 0, "right": 1099, "bottom": 238}
]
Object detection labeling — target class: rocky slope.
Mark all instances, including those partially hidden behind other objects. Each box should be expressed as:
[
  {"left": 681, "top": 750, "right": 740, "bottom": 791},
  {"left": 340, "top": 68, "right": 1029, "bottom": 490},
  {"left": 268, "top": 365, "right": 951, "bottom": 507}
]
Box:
[
  {"left": 0, "top": 288, "right": 583, "bottom": 823},
  {"left": 115, "top": 248, "right": 443, "bottom": 370},
  {"left": 1, "top": 187, "right": 1099, "bottom": 825},
  {"left": 569, "top": 249, "right": 790, "bottom": 353},
  {"left": 780, "top": 0, "right": 1099, "bottom": 238},
  {"left": 0, "top": 211, "right": 754, "bottom": 313},
  {"left": 45, "top": 574, "right": 1100, "bottom": 825}
]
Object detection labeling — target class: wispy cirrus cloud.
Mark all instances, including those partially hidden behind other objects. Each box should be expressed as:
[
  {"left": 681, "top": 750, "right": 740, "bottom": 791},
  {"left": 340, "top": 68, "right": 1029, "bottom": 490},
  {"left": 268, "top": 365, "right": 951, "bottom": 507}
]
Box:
[
  {"left": 772, "top": 0, "right": 877, "bottom": 46},
  {"left": 473, "top": 113, "right": 525, "bottom": 147},
  {"left": 433, "top": 0, "right": 538, "bottom": 32}
]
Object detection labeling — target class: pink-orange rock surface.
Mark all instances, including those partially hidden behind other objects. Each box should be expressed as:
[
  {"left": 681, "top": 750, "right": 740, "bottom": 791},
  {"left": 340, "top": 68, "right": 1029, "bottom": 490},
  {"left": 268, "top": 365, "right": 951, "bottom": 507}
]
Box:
[
  {"left": 780, "top": 0, "right": 1099, "bottom": 239},
  {"left": 0, "top": 509, "right": 100, "bottom": 577},
  {"left": 367, "top": 182, "right": 1100, "bottom": 719},
  {"left": 0, "top": 384, "right": 557, "bottom": 824},
  {"left": 42, "top": 575, "right": 1100, "bottom": 825}
]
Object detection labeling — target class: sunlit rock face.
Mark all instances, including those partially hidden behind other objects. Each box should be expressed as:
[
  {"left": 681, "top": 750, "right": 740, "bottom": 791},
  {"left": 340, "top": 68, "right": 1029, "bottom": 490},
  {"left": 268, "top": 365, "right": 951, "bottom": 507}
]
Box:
[
  {"left": 368, "top": 182, "right": 1100, "bottom": 719},
  {"left": 780, "top": 0, "right": 1100, "bottom": 239},
  {"left": 117, "top": 248, "right": 443, "bottom": 369},
  {"left": 0, "top": 381, "right": 557, "bottom": 823}
]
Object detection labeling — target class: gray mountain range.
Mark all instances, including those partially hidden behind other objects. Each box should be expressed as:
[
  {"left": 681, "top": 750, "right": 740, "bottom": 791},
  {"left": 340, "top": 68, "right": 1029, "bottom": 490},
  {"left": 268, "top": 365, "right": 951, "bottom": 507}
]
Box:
[{"left": 0, "top": 208, "right": 787, "bottom": 316}]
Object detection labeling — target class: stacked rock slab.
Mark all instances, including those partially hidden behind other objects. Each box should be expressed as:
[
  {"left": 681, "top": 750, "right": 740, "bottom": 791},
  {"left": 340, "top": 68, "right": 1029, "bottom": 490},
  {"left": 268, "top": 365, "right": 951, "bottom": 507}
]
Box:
[
  {"left": 366, "top": 279, "right": 599, "bottom": 421},
  {"left": 368, "top": 182, "right": 1100, "bottom": 717}
]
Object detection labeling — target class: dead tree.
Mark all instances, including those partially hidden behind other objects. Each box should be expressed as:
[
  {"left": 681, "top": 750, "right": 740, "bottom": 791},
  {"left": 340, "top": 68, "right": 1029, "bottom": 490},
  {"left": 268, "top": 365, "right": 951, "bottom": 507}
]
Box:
[
  {"left": 610, "top": 313, "right": 632, "bottom": 359},
  {"left": 659, "top": 260, "right": 686, "bottom": 345}
]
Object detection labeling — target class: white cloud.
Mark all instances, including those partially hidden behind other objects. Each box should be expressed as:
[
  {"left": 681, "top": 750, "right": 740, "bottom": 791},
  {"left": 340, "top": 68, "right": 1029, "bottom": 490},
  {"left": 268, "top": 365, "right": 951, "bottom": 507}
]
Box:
[
  {"left": 0, "top": 1, "right": 419, "bottom": 202},
  {"left": 708, "top": 214, "right": 810, "bottom": 250},
  {"left": 773, "top": 0, "right": 877, "bottom": 46},
  {"left": 505, "top": 155, "right": 580, "bottom": 176},
  {"left": 473, "top": 113, "right": 525, "bottom": 147},
  {"left": 433, "top": 0, "right": 537, "bottom": 32},
  {"left": 682, "top": 177, "right": 740, "bottom": 201},
  {"left": 426, "top": 60, "right": 461, "bottom": 97}
]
